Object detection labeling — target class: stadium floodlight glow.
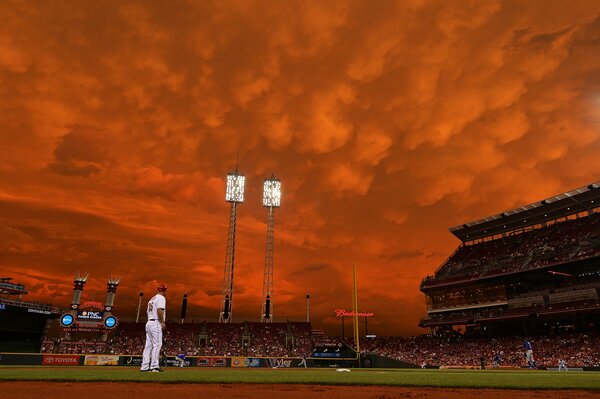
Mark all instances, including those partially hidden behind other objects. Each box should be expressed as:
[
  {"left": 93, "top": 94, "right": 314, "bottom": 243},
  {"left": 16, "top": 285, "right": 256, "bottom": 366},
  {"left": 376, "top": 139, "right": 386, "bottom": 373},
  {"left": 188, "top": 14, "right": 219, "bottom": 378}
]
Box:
[
  {"left": 261, "top": 174, "right": 281, "bottom": 322},
  {"left": 220, "top": 163, "right": 245, "bottom": 323},
  {"left": 226, "top": 173, "right": 245, "bottom": 203},
  {"left": 263, "top": 178, "right": 281, "bottom": 208}
]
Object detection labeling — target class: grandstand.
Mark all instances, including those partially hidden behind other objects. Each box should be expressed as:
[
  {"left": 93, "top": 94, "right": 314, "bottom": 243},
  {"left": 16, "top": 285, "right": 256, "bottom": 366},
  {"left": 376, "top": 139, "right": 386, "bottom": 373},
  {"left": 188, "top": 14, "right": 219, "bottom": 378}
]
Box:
[
  {"left": 0, "top": 278, "right": 62, "bottom": 352},
  {"left": 42, "top": 321, "right": 313, "bottom": 358},
  {"left": 420, "top": 181, "right": 600, "bottom": 336},
  {"left": 361, "top": 331, "right": 600, "bottom": 368}
]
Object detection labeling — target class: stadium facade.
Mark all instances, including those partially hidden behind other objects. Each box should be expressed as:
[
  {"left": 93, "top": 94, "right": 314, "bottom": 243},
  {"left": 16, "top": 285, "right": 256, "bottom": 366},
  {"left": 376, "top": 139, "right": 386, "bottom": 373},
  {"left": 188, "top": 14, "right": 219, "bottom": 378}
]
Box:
[
  {"left": 0, "top": 278, "right": 62, "bottom": 352},
  {"left": 420, "top": 181, "right": 600, "bottom": 336}
]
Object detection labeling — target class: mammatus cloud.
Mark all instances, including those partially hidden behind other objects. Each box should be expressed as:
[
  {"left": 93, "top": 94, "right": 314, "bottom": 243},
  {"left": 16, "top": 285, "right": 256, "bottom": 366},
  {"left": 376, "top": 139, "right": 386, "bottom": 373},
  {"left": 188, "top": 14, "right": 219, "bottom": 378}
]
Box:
[{"left": 0, "top": 0, "right": 599, "bottom": 335}]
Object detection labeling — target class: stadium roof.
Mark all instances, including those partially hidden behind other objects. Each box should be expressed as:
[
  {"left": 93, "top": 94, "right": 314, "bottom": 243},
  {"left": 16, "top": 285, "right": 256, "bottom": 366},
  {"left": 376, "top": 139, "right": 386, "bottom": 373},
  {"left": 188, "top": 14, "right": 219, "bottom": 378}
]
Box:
[{"left": 449, "top": 180, "right": 600, "bottom": 242}]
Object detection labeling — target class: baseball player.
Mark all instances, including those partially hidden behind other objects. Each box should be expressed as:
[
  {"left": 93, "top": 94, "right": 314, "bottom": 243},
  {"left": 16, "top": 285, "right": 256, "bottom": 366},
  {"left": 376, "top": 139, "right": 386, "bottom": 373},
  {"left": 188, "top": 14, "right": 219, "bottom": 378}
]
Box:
[
  {"left": 524, "top": 340, "right": 535, "bottom": 369},
  {"left": 493, "top": 353, "right": 501, "bottom": 368},
  {"left": 558, "top": 359, "right": 568, "bottom": 371},
  {"left": 141, "top": 284, "right": 167, "bottom": 372},
  {"left": 299, "top": 355, "right": 307, "bottom": 368},
  {"left": 175, "top": 352, "right": 186, "bottom": 367}
]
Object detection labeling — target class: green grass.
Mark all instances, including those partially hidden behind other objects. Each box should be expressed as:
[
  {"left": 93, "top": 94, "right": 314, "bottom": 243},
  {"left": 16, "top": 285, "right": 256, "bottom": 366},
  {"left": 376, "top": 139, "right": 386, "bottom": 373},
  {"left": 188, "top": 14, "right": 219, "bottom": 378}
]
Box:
[{"left": 0, "top": 367, "right": 600, "bottom": 390}]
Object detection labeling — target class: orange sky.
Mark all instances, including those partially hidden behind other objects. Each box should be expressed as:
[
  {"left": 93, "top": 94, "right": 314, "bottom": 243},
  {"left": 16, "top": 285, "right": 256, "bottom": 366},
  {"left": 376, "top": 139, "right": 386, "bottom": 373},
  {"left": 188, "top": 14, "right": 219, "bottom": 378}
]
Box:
[{"left": 1, "top": 0, "right": 600, "bottom": 335}]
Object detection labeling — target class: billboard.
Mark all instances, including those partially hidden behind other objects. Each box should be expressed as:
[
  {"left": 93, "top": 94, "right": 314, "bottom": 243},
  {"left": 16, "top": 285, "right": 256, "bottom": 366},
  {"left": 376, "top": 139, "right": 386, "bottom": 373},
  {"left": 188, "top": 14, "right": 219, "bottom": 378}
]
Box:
[
  {"left": 266, "top": 358, "right": 306, "bottom": 368},
  {"left": 196, "top": 357, "right": 227, "bottom": 367},
  {"left": 120, "top": 356, "right": 143, "bottom": 366},
  {"left": 77, "top": 310, "right": 104, "bottom": 321},
  {"left": 42, "top": 355, "right": 80, "bottom": 366},
  {"left": 84, "top": 355, "right": 119, "bottom": 366},
  {"left": 231, "top": 357, "right": 250, "bottom": 368},
  {"left": 164, "top": 358, "right": 191, "bottom": 367}
]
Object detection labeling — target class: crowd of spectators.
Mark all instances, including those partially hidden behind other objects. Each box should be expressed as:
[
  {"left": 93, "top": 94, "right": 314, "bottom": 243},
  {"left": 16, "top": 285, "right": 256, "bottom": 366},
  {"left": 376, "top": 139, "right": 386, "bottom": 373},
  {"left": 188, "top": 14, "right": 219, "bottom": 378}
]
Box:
[
  {"left": 41, "top": 338, "right": 106, "bottom": 354},
  {"left": 46, "top": 321, "right": 313, "bottom": 357},
  {"left": 424, "top": 212, "right": 600, "bottom": 286},
  {"left": 360, "top": 331, "right": 600, "bottom": 368},
  {"left": 41, "top": 322, "right": 600, "bottom": 369}
]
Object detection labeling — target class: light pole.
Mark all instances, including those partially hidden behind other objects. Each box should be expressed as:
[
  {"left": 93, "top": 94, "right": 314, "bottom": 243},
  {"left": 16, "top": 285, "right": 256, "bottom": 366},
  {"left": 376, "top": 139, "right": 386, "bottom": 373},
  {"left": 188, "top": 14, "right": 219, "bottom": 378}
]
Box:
[
  {"left": 306, "top": 294, "right": 310, "bottom": 323},
  {"left": 219, "top": 166, "right": 245, "bottom": 323},
  {"left": 261, "top": 175, "right": 281, "bottom": 322},
  {"left": 135, "top": 292, "right": 143, "bottom": 323}
]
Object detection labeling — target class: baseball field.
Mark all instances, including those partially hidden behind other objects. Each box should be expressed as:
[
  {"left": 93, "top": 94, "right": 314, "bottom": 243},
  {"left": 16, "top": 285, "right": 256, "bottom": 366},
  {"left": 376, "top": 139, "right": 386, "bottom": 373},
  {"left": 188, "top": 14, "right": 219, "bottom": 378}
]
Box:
[{"left": 1, "top": 367, "right": 600, "bottom": 399}]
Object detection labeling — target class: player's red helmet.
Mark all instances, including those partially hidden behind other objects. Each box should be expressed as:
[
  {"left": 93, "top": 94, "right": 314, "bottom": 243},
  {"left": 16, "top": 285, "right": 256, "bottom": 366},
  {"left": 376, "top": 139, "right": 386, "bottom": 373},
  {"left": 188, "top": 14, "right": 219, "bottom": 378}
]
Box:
[{"left": 157, "top": 283, "right": 168, "bottom": 292}]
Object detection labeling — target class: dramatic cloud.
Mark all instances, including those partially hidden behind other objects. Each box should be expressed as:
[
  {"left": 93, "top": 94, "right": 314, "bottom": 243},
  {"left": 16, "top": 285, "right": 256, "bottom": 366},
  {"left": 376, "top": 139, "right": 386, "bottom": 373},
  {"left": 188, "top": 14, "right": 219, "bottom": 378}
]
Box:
[{"left": 1, "top": 0, "right": 599, "bottom": 335}]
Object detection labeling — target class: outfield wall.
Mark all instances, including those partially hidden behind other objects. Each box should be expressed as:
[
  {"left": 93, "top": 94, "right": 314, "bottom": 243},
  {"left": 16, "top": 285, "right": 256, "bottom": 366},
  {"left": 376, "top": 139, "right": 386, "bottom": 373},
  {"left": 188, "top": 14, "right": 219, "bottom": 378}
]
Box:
[
  {"left": 0, "top": 353, "right": 328, "bottom": 368},
  {"left": 0, "top": 353, "right": 414, "bottom": 369}
]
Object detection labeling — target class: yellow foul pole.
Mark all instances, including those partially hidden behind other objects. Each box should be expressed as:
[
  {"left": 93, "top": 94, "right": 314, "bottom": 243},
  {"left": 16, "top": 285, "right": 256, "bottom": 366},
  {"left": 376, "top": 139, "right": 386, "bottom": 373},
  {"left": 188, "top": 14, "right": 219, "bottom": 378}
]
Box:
[{"left": 352, "top": 263, "right": 360, "bottom": 359}]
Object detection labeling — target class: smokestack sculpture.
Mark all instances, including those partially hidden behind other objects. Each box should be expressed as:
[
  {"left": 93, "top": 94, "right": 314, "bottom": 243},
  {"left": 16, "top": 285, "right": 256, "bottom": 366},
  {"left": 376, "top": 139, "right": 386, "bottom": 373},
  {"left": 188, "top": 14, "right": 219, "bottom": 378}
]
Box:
[
  {"left": 65, "top": 272, "right": 88, "bottom": 340},
  {"left": 101, "top": 276, "right": 120, "bottom": 342},
  {"left": 70, "top": 272, "right": 89, "bottom": 313},
  {"left": 104, "top": 276, "right": 120, "bottom": 314}
]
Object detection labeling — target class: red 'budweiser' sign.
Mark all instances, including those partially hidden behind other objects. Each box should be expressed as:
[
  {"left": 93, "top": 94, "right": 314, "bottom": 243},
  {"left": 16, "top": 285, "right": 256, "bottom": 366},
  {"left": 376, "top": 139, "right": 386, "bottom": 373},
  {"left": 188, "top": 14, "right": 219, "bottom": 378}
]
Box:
[
  {"left": 334, "top": 309, "right": 375, "bottom": 317},
  {"left": 42, "top": 355, "right": 79, "bottom": 366}
]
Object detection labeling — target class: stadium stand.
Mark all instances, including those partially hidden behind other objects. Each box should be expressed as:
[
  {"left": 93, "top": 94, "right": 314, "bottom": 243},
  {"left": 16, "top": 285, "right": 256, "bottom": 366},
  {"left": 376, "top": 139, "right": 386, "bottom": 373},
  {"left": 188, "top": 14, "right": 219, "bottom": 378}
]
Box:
[
  {"left": 41, "top": 321, "right": 314, "bottom": 357},
  {"left": 419, "top": 181, "right": 600, "bottom": 336},
  {"left": 360, "top": 331, "right": 600, "bottom": 368}
]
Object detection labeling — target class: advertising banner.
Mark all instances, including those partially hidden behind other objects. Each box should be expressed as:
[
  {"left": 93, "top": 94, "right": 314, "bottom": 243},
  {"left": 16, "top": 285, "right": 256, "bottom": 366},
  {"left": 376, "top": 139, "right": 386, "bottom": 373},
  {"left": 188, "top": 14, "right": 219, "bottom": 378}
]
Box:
[
  {"left": 164, "top": 357, "right": 191, "bottom": 367},
  {"left": 119, "top": 356, "right": 143, "bottom": 366},
  {"left": 209, "top": 357, "right": 227, "bottom": 367},
  {"left": 231, "top": 357, "right": 250, "bottom": 368},
  {"left": 196, "top": 357, "right": 211, "bottom": 367},
  {"left": 266, "top": 358, "right": 306, "bottom": 368},
  {"left": 63, "top": 327, "right": 103, "bottom": 332},
  {"left": 84, "top": 355, "right": 119, "bottom": 366},
  {"left": 1, "top": 303, "right": 52, "bottom": 315},
  {"left": 312, "top": 352, "right": 341, "bottom": 358},
  {"left": 77, "top": 310, "right": 104, "bottom": 321},
  {"left": 42, "top": 355, "right": 80, "bottom": 366}
]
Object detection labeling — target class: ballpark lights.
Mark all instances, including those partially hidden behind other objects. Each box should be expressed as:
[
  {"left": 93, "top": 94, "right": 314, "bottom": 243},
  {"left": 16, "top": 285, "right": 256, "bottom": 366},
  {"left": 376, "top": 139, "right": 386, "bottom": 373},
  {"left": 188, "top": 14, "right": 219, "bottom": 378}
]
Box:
[
  {"left": 220, "top": 166, "right": 245, "bottom": 323},
  {"left": 226, "top": 174, "right": 245, "bottom": 203},
  {"left": 261, "top": 175, "right": 281, "bottom": 322},
  {"left": 263, "top": 178, "right": 281, "bottom": 208}
]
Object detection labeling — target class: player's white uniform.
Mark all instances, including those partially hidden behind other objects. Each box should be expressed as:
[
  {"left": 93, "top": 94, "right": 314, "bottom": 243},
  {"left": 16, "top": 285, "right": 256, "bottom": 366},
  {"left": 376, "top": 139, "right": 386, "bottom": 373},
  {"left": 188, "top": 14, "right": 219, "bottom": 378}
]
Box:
[
  {"left": 558, "top": 360, "right": 568, "bottom": 371},
  {"left": 141, "top": 294, "right": 166, "bottom": 371}
]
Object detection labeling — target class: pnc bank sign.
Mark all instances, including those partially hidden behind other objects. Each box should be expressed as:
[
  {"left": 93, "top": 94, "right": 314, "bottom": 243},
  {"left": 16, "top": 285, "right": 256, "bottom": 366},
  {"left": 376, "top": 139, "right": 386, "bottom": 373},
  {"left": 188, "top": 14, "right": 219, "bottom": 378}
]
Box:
[
  {"left": 77, "top": 311, "right": 103, "bottom": 320},
  {"left": 334, "top": 309, "right": 375, "bottom": 317}
]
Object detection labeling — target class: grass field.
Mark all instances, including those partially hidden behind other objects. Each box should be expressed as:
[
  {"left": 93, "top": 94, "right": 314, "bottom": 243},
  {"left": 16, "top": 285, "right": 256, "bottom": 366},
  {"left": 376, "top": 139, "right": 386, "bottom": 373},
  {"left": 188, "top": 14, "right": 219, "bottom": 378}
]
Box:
[{"left": 1, "top": 367, "right": 600, "bottom": 390}]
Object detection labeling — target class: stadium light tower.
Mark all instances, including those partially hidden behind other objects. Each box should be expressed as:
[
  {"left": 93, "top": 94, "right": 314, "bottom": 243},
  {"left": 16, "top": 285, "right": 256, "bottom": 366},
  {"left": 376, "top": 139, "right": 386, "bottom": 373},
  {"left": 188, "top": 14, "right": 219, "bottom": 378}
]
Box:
[
  {"left": 219, "top": 164, "right": 245, "bottom": 323},
  {"left": 261, "top": 175, "right": 281, "bottom": 322}
]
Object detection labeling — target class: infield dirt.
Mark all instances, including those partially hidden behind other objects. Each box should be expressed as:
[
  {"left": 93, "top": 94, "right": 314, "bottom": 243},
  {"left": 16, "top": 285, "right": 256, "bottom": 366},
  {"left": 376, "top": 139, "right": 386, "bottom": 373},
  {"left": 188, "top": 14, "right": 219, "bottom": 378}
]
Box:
[{"left": 2, "top": 382, "right": 600, "bottom": 399}]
